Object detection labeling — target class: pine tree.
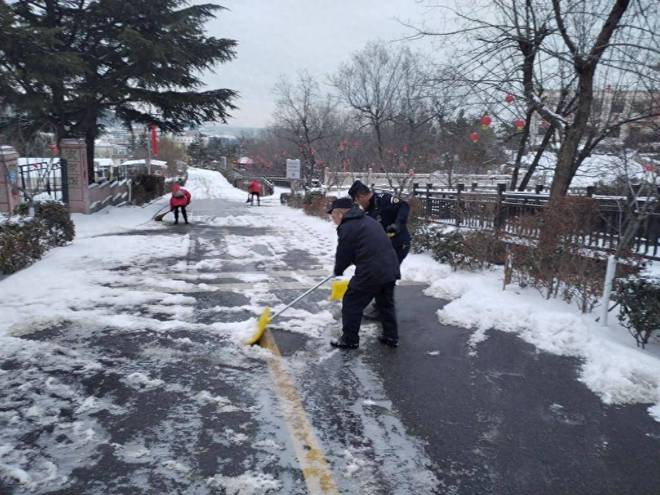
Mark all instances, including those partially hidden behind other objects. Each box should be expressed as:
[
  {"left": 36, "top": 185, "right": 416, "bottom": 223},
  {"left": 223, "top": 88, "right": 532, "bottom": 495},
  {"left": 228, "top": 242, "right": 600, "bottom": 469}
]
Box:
[{"left": 0, "top": 1, "right": 237, "bottom": 182}]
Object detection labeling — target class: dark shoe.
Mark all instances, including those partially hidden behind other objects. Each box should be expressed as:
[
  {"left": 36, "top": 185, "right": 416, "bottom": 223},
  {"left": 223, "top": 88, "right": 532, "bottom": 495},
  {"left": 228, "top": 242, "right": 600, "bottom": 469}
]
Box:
[
  {"left": 174, "top": 221, "right": 179, "bottom": 225},
  {"left": 330, "top": 338, "right": 359, "bottom": 350},
  {"left": 378, "top": 336, "right": 399, "bottom": 348}
]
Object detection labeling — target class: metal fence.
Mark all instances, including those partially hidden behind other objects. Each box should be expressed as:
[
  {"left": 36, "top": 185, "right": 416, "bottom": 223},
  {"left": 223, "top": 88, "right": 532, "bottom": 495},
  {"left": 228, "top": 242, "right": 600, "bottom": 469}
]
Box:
[
  {"left": 18, "top": 159, "right": 68, "bottom": 204},
  {"left": 411, "top": 183, "right": 660, "bottom": 261}
]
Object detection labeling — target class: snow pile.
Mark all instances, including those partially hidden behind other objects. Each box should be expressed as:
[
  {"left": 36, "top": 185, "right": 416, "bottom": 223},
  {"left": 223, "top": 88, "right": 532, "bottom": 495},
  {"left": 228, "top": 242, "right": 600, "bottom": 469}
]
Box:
[
  {"left": 185, "top": 167, "right": 247, "bottom": 201},
  {"left": 402, "top": 253, "right": 660, "bottom": 422}
]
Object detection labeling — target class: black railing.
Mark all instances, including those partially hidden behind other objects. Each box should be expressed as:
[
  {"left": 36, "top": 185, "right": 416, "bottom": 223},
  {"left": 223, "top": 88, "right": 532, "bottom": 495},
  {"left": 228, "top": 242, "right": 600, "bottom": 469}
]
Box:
[
  {"left": 18, "top": 159, "right": 68, "bottom": 205},
  {"left": 411, "top": 182, "right": 660, "bottom": 261}
]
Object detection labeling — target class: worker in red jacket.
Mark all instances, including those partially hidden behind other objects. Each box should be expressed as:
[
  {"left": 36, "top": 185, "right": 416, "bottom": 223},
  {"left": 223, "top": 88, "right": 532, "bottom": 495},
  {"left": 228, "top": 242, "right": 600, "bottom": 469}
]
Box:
[
  {"left": 248, "top": 179, "right": 262, "bottom": 206},
  {"left": 170, "top": 182, "right": 191, "bottom": 224}
]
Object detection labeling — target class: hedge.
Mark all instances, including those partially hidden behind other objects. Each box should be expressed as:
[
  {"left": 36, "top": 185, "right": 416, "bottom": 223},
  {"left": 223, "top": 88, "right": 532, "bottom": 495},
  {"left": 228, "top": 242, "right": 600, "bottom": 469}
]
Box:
[{"left": 0, "top": 201, "right": 75, "bottom": 274}]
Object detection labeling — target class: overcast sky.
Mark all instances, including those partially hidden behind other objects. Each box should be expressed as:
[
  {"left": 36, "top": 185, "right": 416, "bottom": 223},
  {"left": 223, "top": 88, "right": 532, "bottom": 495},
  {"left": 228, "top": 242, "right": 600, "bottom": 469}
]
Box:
[{"left": 201, "top": 0, "right": 443, "bottom": 129}]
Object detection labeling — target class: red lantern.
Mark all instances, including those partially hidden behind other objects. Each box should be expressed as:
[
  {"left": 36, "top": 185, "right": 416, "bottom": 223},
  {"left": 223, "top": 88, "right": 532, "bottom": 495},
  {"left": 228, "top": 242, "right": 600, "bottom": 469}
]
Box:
[
  {"left": 513, "top": 118, "right": 526, "bottom": 131},
  {"left": 480, "top": 114, "right": 492, "bottom": 129},
  {"left": 469, "top": 131, "right": 480, "bottom": 143},
  {"left": 644, "top": 163, "right": 655, "bottom": 172},
  {"left": 505, "top": 94, "right": 515, "bottom": 103}
]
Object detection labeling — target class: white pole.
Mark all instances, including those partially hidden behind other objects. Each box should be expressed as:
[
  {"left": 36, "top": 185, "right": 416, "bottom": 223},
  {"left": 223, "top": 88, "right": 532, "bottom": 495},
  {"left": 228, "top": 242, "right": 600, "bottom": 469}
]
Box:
[{"left": 600, "top": 255, "right": 617, "bottom": 327}]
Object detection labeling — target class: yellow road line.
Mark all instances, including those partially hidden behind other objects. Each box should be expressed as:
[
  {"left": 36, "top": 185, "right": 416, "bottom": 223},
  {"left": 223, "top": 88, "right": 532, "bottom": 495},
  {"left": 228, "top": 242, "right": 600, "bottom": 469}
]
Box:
[{"left": 260, "top": 329, "right": 339, "bottom": 494}]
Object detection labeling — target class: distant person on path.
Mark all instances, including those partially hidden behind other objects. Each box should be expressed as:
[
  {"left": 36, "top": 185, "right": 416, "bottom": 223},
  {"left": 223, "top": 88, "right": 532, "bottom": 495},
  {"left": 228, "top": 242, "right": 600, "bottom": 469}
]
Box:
[
  {"left": 328, "top": 197, "right": 401, "bottom": 349},
  {"left": 170, "top": 182, "right": 191, "bottom": 225},
  {"left": 248, "top": 179, "right": 262, "bottom": 206}
]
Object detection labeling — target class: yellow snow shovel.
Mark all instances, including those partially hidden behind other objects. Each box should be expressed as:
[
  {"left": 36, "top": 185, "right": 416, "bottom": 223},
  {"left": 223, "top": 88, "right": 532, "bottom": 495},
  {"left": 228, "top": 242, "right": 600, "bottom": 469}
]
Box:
[
  {"left": 329, "top": 278, "right": 349, "bottom": 301},
  {"left": 245, "top": 274, "right": 334, "bottom": 345}
]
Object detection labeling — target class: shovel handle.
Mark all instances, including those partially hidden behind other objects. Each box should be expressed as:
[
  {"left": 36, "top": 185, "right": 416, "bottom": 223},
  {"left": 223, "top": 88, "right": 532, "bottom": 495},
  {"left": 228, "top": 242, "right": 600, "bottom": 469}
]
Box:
[{"left": 271, "top": 274, "right": 334, "bottom": 322}]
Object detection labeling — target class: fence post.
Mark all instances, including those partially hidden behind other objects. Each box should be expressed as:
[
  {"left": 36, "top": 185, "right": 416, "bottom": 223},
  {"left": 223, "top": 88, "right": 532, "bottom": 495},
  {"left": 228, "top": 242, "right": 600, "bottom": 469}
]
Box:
[
  {"left": 600, "top": 255, "right": 617, "bottom": 327},
  {"left": 494, "top": 183, "right": 507, "bottom": 230},
  {"left": 535, "top": 184, "right": 544, "bottom": 194},
  {"left": 60, "top": 158, "right": 69, "bottom": 205},
  {"left": 0, "top": 146, "right": 20, "bottom": 214},
  {"left": 586, "top": 186, "right": 595, "bottom": 197},
  {"left": 425, "top": 182, "right": 432, "bottom": 219},
  {"left": 471, "top": 182, "right": 478, "bottom": 192},
  {"left": 59, "top": 138, "right": 90, "bottom": 213},
  {"left": 456, "top": 183, "right": 464, "bottom": 226}
]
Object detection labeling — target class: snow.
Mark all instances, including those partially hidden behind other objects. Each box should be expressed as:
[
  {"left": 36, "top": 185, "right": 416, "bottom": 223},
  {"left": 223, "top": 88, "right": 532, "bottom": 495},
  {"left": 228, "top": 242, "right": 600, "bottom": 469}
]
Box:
[
  {"left": 524, "top": 151, "right": 654, "bottom": 188},
  {"left": 207, "top": 471, "right": 282, "bottom": 494},
  {"left": 401, "top": 252, "right": 660, "bottom": 421},
  {"left": 185, "top": 166, "right": 248, "bottom": 201}
]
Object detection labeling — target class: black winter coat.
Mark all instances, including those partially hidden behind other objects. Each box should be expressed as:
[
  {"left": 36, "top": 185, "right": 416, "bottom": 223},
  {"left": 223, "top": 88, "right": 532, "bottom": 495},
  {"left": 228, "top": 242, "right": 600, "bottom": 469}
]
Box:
[
  {"left": 333, "top": 207, "right": 401, "bottom": 290},
  {"left": 365, "top": 192, "right": 411, "bottom": 248}
]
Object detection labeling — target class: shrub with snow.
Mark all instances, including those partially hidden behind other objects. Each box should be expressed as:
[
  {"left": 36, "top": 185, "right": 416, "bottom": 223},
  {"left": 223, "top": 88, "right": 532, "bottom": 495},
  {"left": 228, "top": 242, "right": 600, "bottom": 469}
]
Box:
[
  {"left": 615, "top": 275, "right": 660, "bottom": 347},
  {"left": 0, "top": 202, "right": 75, "bottom": 274}
]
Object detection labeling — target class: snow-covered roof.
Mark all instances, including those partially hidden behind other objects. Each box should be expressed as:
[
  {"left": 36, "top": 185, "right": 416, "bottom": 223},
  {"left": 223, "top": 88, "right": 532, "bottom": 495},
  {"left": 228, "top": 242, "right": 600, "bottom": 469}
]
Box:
[
  {"left": 94, "top": 158, "right": 114, "bottom": 167},
  {"left": 120, "top": 159, "right": 167, "bottom": 168}
]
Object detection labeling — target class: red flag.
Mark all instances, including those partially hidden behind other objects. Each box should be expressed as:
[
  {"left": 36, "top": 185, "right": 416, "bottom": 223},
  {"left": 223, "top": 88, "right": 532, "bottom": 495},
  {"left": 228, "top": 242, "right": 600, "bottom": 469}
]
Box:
[{"left": 150, "top": 125, "right": 159, "bottom": 157}]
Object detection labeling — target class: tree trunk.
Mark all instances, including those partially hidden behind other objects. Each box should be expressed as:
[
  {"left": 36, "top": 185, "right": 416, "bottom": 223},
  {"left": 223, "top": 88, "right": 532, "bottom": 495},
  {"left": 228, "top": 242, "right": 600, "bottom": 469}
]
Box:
[
  {"left": 84, "top": 110, "right": 97, "bottom": 184},
  {"left": 510, "top": 107, "right": 534, "bottom": 190},
  {"left": 518, "top": 125, "right": 555, "bottom": 191},
  {"left": 549, "top": 73, "right": 595, "bottom": 199}
]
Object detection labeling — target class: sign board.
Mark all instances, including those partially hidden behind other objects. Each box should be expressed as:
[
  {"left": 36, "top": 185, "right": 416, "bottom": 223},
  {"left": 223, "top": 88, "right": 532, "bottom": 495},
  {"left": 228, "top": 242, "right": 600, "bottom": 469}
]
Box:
[{"left": 286, "top": 159, "right": 301, "bottom": 180}]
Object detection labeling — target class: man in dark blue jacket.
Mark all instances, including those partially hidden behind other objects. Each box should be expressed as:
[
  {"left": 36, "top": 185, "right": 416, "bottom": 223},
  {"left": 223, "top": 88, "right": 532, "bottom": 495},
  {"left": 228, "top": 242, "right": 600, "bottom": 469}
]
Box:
[
  {"left": 347, "top": 180, "right": 411, "bottom": 263},
  {"left": 328, "top": 197, "right": 400, "bottom": 349}
]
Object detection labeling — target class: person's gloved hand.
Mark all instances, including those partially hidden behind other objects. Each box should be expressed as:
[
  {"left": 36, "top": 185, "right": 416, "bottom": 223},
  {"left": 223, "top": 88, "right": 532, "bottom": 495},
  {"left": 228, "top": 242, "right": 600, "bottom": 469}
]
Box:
[{"left": 386, "top": 223, "right": 400, "bottom": 235}]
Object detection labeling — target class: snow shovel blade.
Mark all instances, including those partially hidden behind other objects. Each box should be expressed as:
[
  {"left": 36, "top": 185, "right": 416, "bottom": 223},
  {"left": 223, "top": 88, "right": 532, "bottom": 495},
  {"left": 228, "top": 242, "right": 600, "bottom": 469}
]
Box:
[
  {"left": 330, "top": 279, "right": 349, "bottom": 301},
  {"left": 154, "top": 211, "right": 168, "bottom": 221},
  {"left": 245, "top": 306, "right": 272, "bottom": 345}
]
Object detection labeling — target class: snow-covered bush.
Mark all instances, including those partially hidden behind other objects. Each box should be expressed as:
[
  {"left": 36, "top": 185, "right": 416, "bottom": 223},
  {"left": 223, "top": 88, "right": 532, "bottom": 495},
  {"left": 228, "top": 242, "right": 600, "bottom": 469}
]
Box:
[
  {"left": 35, "top": 201, "right": 75, "bottom": 246},
  {"left": 0, "top": 218, "right": 46, "bottom": 273},
  {"left": 615, "top": 275, "right": 660, "bottom": 347},
  {"left": 303, "top": 193, "right": 333, "bottom": 219},
  {"left": 0, "top": 202, "right": 75, "bottom": 274},
  {"left": 412, "top": 226, "right": 505, "bottom": 271}
]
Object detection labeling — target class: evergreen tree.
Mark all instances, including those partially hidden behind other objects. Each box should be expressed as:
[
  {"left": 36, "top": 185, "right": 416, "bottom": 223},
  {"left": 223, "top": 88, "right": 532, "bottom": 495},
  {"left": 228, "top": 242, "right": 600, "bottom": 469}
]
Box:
[{"left": 0, "top": 1, "right": 237, "bottom": 182}]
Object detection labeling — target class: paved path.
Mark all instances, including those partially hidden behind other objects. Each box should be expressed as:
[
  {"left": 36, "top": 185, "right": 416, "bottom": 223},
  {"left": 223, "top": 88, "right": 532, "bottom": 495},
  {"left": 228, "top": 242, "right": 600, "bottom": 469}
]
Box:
[{"left": 1, "top": 192, "right": 659, "bottom": 494}]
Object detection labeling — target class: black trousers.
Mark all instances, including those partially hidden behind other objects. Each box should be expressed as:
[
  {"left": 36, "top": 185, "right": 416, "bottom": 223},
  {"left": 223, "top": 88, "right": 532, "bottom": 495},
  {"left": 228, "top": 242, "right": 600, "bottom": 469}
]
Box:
[
  {"left": 342, "top": 281, "right": 397, "bottom": 345},
  {"left": 172, "top": 206, "right": 188, "bottom": 223},
  {"left": 250, "top": 192, "right": 260, "bottom": 206},
  {"left": 394, "top": 242, "right": 410, "bottom": 264}
]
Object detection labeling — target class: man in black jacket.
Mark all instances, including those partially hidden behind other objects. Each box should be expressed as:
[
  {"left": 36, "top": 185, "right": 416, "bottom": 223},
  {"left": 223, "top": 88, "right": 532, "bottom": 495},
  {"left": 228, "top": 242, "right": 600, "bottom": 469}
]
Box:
[
  {"left": 328, "top": 197, "right": 400, "bottom": 349},
  {"left": 347, "top": 180, "right": 411, "bottom": 263}
]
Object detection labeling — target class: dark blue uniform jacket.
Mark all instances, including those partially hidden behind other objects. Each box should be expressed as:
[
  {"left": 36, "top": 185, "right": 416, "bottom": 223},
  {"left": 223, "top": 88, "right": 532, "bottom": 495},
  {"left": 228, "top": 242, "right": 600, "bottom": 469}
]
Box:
[
  {"left": 333, "top": 207, "right": 400, "bottom": 290},
  {"left": 366, "top": 193, "right": 411, "bottom": 248}
]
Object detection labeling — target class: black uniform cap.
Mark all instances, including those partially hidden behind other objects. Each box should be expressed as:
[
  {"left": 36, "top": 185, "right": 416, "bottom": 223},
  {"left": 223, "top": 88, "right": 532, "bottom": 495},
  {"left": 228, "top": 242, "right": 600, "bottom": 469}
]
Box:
[
  {"left": 347, "top": 180, "right": 370, "bottom": 199},
  {"left": 326, "top": 197, "right": 354, "bottom": 214}
]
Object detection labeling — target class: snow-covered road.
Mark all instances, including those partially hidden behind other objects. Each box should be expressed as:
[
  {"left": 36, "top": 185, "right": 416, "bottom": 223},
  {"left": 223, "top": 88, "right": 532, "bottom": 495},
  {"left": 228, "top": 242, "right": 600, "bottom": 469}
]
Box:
[
  {"left": 0, "top": 169, "right": 439, "bottom": 494},
  {"left": 1, "top": 167, "right": 659, "bottom": 494}
]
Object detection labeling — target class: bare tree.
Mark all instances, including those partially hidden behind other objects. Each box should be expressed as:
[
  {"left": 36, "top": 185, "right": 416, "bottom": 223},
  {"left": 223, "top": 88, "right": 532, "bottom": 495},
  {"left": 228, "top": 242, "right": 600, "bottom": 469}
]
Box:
[
  {"left": 405, "top": 0, "right": 659, "bottom": 197},
  {"left": 271, "top": 71, "right": 339, "bottom": 182},
  {"left": 332, "top": 42, "right": 410, "bottom": 164}
]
